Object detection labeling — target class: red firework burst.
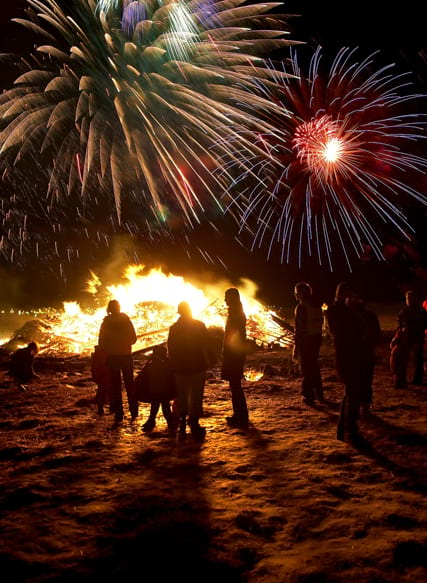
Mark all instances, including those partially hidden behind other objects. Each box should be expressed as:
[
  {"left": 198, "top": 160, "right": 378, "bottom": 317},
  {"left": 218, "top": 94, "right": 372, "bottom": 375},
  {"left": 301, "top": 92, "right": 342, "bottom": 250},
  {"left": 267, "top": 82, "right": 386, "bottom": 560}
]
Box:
[{"left": 227, "top": 47, "right": 427, "bottom": 270}]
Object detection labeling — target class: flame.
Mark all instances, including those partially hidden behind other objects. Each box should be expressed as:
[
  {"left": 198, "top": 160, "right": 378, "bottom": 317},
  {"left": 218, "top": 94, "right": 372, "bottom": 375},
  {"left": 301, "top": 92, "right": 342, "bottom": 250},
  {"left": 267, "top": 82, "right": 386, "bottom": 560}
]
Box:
[
  {"left": 245, "top": 368, "right": 264, "bottom": 381},
  {"left": 4, "top": 265, "right": 294, "bottom": 355}
]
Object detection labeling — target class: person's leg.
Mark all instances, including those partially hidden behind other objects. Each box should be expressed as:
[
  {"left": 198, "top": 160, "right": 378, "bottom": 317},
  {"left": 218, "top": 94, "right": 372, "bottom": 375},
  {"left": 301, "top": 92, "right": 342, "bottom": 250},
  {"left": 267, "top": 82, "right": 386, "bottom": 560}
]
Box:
[
  {"left": 229, "top": 376, "right": 248, "bottom": 424},
  {"left": 299, "top": 343, "right": 316, "bottom": 403},
  {"left": 143, "top": 402, "right": 160, "bottom": 430},
  {"left": 394, "top": 345, "right": 408, "bottom": 388},
  {"left": 343, "top": 380, "right": 361, "bottom": 439},
  {"left": 174, "top": 374, "right": 190, "bottom": 435},
  {"left": 95, "top": 383, "right": 106, "bottom": 415},
  {"left": 161, "top": 401, "right": 175, "bottom": 429},
  {"left": 188, "top": 371, "right": 206, "bottom": 438},
  {"left": 312, "top": 336, "right": 324, "bottom": 401},
  {"left": 108, "top": 356, "right": 123, "bottom": 422},
  {"left": 411, "top": 341, "right": 424, "bottom": 384},
  {"left": 122, "top": 355, "right": 138, "bottom": 418}
]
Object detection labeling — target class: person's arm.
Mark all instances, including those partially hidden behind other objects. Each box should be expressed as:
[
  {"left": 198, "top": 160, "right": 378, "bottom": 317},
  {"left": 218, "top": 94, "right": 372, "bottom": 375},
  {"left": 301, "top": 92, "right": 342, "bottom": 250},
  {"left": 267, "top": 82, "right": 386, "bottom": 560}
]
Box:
[
  {"left": 98, "top": 320, "right": 106, "bottom": 348},
  {"left": 128, "top": 318, "right": 137, "bottom": 345},
  {"left": 397, "top": 308, "right": 406, "bottom": 332}
]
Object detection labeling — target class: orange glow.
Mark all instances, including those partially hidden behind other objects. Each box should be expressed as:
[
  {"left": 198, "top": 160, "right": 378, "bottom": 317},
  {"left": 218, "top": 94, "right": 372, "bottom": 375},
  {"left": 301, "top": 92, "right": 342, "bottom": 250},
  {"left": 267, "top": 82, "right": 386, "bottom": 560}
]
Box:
[
  {"left": 22, "top": 265, "right": 293, "bottom": 355},
  {"left": 245, "top": 368, "right": 264, "bottom": 381}
]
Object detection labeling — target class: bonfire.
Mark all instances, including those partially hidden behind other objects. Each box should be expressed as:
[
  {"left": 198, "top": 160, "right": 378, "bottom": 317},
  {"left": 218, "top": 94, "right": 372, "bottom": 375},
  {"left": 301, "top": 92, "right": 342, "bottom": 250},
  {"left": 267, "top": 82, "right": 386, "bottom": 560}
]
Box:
[{"left": 1, "top": 265, "right": 294, "bottom": 355}]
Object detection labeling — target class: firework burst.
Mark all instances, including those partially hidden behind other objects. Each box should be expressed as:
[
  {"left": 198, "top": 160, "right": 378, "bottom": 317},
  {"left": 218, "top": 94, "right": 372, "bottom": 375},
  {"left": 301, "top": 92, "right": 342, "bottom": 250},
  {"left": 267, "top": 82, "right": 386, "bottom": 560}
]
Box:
[
  {"left": 0, "top": 0, "right": 297, "bottom": 236},
  {"left": 225, "top": 47, "right": 427, "bottom": 270}
]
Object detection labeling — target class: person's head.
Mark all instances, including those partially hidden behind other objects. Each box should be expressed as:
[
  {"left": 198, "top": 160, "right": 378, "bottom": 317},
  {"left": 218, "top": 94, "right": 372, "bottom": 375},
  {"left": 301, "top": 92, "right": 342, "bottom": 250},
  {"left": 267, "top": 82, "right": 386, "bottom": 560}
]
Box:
[
  {"left": 225, "top": 287, "right": 241, "bottom": 307},
  {"left": 405, "top": 290, "right": 420, "bottom": 307},
  {"left": 152, "top": 344, "right": 167, "bottom": 360},
  {"left": 178, "top": 301, "right": 192, "bottom": 318},
  {"left": 335, "top": 282, "right": 352, "bottom": 303},
  {"left": 345, "top": 290, "right": 361, "bottom": 308},
  {"left": 294, "top": 282, "right": 312, "bottom": 302},
  {"left": 27, "top": 341, "right": 39, "bottom": 356},
  {"left": 106, "top": 299, "right": 120, "bottom": 315}
]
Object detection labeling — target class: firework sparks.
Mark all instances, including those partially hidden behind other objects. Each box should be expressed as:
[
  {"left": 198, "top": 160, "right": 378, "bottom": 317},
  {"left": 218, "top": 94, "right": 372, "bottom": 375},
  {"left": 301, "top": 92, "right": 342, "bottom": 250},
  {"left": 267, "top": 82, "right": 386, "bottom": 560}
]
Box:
[
  {"left": 0, "top": 0, "right": 297, "bottom": 236},
  {"left": 225, "top": 47, "right": 427, "bottom": 270}
]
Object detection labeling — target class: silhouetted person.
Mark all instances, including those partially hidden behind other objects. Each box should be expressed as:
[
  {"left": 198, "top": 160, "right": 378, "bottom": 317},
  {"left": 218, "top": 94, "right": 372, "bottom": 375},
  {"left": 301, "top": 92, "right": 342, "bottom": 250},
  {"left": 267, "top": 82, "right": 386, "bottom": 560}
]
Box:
[
  {"left": 134, "top": 345, "right": 177, "bottom": 432},
  {"left": 221, "top": 287, "right": 249, "bottom": 428},
  {"left": 390, "top": 328, "right": 407, "bottom": 387},
  {"left": 326, "top": 283, "right": 369, "bottom": 443},
  {"left": 167, "top": 301, "right": 208, "bottom": 440},
  {"left": 91, "top": 344, "right": 112, "bottom": 415},
  {"left": 393, "top": 290, "right": 427, "bottom": 388},
  {"left": 293, "top": 282, "right": 324, "bottom": 405},
  {"left": 98, "top": 299, "right": 137, "bottom": 424},
  {"left": 352, "top": 296, "right": 381, "bottom": 413},
  {"left": 9, "top": 341, "right": 39, "bottom": 392}
]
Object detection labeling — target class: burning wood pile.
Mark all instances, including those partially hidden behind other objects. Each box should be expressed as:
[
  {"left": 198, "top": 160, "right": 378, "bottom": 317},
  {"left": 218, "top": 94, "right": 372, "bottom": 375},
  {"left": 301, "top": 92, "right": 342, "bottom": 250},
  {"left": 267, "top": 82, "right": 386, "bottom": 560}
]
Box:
[{"left": 1, "top": 266, "right": 294, "bottom": 356}]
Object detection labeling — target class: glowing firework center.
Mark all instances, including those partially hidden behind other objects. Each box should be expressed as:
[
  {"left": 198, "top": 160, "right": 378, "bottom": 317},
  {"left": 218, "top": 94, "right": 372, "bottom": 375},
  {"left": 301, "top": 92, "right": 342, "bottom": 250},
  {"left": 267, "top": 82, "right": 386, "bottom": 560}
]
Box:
[{"left": 293, "top": 115, "right": 346, "bottom": 178}]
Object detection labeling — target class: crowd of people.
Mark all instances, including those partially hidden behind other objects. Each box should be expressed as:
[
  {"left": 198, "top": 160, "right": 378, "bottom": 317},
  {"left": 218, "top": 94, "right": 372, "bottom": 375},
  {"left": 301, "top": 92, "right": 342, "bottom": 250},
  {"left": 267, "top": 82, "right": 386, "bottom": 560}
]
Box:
[{"left": 7, "top": 283, "right": 427, "bottom": 445}]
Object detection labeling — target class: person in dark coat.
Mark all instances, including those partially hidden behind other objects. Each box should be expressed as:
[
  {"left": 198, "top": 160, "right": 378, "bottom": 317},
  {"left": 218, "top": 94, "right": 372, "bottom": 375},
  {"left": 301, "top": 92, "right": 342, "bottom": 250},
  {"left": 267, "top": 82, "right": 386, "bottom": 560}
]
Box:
[
  {"left": 98, "top": 299, "right": 138, "bottom": 424},
  {"left": 91, "top": 344, "right": 112, "bottom": 415},
  {"left": 390, "top": 327, "right": 408, "bottom": 387},
  {"left": 9, "top": 341, "right": 39, "bottom": 392},
  {"left": 221, "top": 287, "right": 249, "bottom": 428},
  {"left": 353, "top": 297, "right": 381, "bottom": 412},
  {"left": 293, "top": 282, "right": 324, "bottom": 405},
  {"left": 326, "top": 283, "right": 369, "bottom": 443},
  {"left": 134, "top": 345, "right": 177, "bottom": 432},
  {"left": 167, "top": 301, "right": 208, "bottom": 440},
  {"left": 393, "top": 290, "right": 427, "bottom": 388}
]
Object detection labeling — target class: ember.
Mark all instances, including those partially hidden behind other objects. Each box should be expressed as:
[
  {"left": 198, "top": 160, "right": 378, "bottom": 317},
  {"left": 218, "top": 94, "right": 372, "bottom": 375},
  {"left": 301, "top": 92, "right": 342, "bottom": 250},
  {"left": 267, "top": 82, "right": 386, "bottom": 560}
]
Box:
[{"left": 2, "top": 266, "right": 294, "bottom": 355}]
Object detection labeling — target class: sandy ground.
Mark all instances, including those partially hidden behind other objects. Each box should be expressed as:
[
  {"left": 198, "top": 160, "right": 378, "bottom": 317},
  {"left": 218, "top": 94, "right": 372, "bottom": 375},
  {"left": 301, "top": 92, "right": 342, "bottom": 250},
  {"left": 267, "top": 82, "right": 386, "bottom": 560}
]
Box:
[{"left": 0, "top": 314, "right": 427, "bottom": 583}]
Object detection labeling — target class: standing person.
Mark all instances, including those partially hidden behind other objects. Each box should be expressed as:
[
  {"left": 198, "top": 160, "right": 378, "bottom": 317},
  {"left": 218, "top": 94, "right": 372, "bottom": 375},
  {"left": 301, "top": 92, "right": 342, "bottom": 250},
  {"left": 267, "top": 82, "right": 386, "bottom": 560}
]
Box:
[
  {"left": 9, "top": 341, "right": 39, "bottom": 392},
  {"left": 326, "top": 283, "right": 369, "bottom": 443},
  {"left": 293, "top": 282, "right": 324, "bottom": 406},
  {"left": 134, "top": 345, "right": 177, "bottom": 432},
  {"left": 393, "top": 290, "right": 427, "bottom": 388},
  {"left": 167, "top": 301, "right": 208, "bottom": 440},
  {"left": 98, "top": 299, "right": 138, "bottom": 424},
  {"left": 91, "top": 344, "right": 112, "bottom": 415},
  {"left": 354, "top": 297, "right": 381, "bottom": 413},
  {"left": 221, "top": 287, "right": 249, "bottom": 428}
]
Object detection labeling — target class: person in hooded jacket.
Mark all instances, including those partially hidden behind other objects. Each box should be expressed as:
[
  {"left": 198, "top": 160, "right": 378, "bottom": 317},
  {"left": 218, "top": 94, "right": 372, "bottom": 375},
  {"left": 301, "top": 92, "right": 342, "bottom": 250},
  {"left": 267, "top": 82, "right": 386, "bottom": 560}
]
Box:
[
  {"left": 98, "top": 299, "right": 137, "bottom": 424},
  {"left": 293, "top": 282, "right": 324, "bottom": 405}
]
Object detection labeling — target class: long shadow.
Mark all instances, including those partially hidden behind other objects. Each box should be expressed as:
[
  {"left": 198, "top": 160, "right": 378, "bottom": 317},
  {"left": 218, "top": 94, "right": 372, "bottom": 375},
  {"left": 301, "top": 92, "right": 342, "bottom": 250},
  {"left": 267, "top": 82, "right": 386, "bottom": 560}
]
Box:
[
  {"left": 349, "top": 414, "right": 427, "bottom": 494},
  {"left": 57, "top": 436, "right": 246, "bottom": 583},
  {"left": 366, "top": 413, "right": 427, "bottom": 447}
]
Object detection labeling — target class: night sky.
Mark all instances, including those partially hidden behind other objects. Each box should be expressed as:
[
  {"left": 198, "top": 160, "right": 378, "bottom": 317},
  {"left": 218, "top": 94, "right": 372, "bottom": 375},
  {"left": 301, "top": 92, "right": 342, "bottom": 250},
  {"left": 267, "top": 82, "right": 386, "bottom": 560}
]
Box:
[{"left": 0, "top": 2, "right": 426, "bottom": 308}]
